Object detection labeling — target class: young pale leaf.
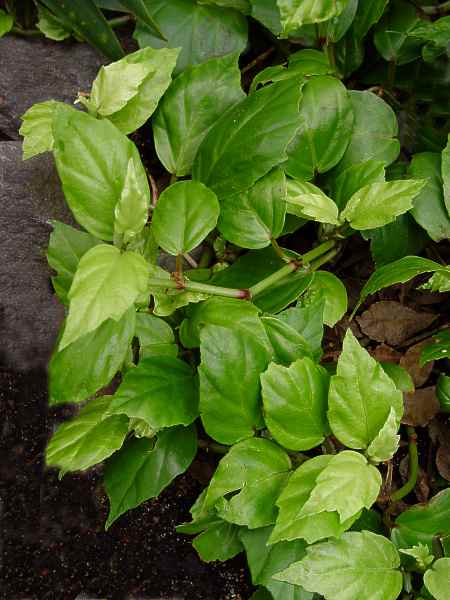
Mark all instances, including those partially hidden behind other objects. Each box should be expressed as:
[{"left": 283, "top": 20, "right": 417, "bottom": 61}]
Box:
[
  {"left": 278, "top": 0, "right": 350, "bottom": 35},
  {"left": 53, "top": 108, "right": 148, "bottom": 240},
  {"left": 193, "top": 521, "right": 243, "bottom": 562},
  {"left": 286, "top": 179, "right": 339, "bottom": 224},
  {"left": 149, "top": 271, "right": 208, "bottom": 318},
  {"left": 90, "top": 61, "right": 148, "bottom": 116},
  {"left": 305, "top": 271, "right": 347, "bottom": 326},
  {"left": 327, "top": 160, "right": 386, "bottom": 211},
  {"left": 20, "top": 100, "right": 68, "bottom": 160},
  {"left": 240, "top": 526, "right": 312, "bottom": 600},
  {"left": 262, "top": 317, "right": 314, "bottom": 365},
  {"left": 336, "top": 91, "right": 400, "bottom": 173},
  {"left": 270, "top": 455, "right": 358, "bottom": 545},
  {"left": 218, "top": 169, "right": 287, "bottom": 249},
  {"left": 421, "top": 267, "right": 450, "bottom": 293},
  {"left": 274, "top": 531, "right": 403, "bottom": 600},
  {"left": 0, "top": 8, "right": 13, "bottom": 37},
  {"left": 105, "top": 425, "right": 197, "bottom": 528},
  {"left": 134, "top": 0, "right": 248, "bottom": 75},
  {"left": 285, "top": 76, "right": 353, "bottom": 181},
  {"left": 399, "top": 544, "right": 434, "bottom": 570},
  {"left": 300, "top": 451, "right": 381, "bottom": 523},
  {"left": 46, "top": 396, "right": 129, "bottom": 473},
  {"left": 328, "top": 329, "right": 403, "bottom": 449},
  {"left": 107, "top": 356, "right": 198, "bottom": 429},
  {"left": 47, "top": 221, "right": 100, "bottom": 305},
  {"left": 424, "top": 558, "right": 450, "bottom": 600},
  {"left": 49, "top": 307, "right": 136, "bottom": 405},
  {"left": 443, "top": 134, "right": 450, "bottom": 216},
  {"left": 152, "top": 181, "right": 219, "bottom": 255},
  {"left": 153, "top": 52, "right": 245, "bottom": 176},
  {"left": 59, "top": 245, "right": 148, "bottom": 350},
  {"left": 357, "top": 256, "right": 440, "bottom": 309},
  {"left": 135, "top": 313, "right": 177, "bottom": 359},
  {"left": 114, "top": 158, "right": 150, "bottom": 245},
  {"left": 341, "top": 179, "right": 426, "bottom": 230},
  {"left": 204, "top": 438, "right": 291, "bottom": 528},
  {"left": 193, "top": 79, "right": 303, "bottom": 198},
  {"left": 199, "top": 324, "right": 272, "bottom": 444},
  {"left": 261, "top": 358, "right": 330, "bottom": 451}
]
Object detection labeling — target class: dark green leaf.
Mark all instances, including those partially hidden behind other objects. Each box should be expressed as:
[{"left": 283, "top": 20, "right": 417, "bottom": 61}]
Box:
[
  {"left": 277, "top": 295, "right": 325, "bottom": 360},
  {"left": 442, "top": 134, "right": 450, "bottom": 215},
  {"left": 193, "top": 521, "right": 244, "bottom": 562},
  {"left": 420, "top": 330, "right": 450, "bottom": 365},
  {"left": 288, "top": 48, "right": 333, "bottom": 75},
  {"left": 318, "top": 0, "right": 358, "bottom": 43},
  {"left": 305, "top": 271, "right": 347, "bottom": 326},
  {"left": 135, "top": 312, "right": 177, "bottom": 359},
  {"left": 374, "top": 0, "right": 423, "bottom": 65},
  {"left": 334, "top": 29, "right": 365, "bottom": 78},
  {"left": 352, "top": 0, "right": 389, "bottom": 39},
  {"left": 119, "top": 0, "right": 166, "bottom": 39},
  {"left": 262, "top": 317, "right": 314, "bottom": 364},
  {"left": 326, "top": 160, "right": 386, "bottom": 211},
  {"left": 436, "top": 374, "right": 450, "bottom": 413},
  {"left": 250, "top": 0, "right": 282, "bottom": 35}
]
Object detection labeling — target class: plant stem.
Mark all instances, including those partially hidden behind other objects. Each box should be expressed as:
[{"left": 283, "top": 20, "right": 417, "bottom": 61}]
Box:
[
  {"left": 148, "top": 277, "right": 250, "bottom": 299},
  {"left": 108, "top": 15, "right": 133, "bottom": 28},
  {"left": 309, "top": 247, "right": 340, "bottom": 271},
  {"left": 271, "top": 237, "right": 289, "bottom": 261},
  {"left": 302, "top": 239, "right": 336, "bottom": 263},
  {"left": 421, "top": 1, "right": 450, "bottom": 14},
  {"left": 325, "top": 41, "right": 337, "bottom": 75},
  {"left": 170, "top": 173, "right": 178, "bottom": 185},
  {"left": 390, "top": 427, "right": 419, "bottom": 502},
  {"left": 241, "top": 47, "right": 275, "bottom": 74}
]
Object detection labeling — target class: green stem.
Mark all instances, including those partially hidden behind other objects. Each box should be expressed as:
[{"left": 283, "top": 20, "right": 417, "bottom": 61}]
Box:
[
  {"left": 271, "top": 237, "right": 289, "bottom": 261},
  {"left": 108, "top": 15, "right": 133, "bottom": 28},
  {"left": 391, "top": 427, "right": 419, "bottom": 502},
  {"left": 11, "top": 26, "right": 42, "bottom": 37},
  {"left": 170, "top": 173, "right": 178, "bottom": 185},
  {"left": 148, "top": 277, "right": 250, "bottom": 299},
  {"left": 302, "top": 239, "right": 336, "bottom": 263},
  {"left": 309, "top": 247, "right": 340, "bottom": 271},
  {"left": 325, "top": 41, "right": 337, "bottom": 75},
  {"left": 421, "top": 1, "right": 450, "bottom": 14}
]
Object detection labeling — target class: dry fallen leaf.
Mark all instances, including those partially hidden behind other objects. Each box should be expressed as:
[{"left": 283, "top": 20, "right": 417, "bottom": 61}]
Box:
[
  {"left": 371, "top": 343, "right": 402, "bottom": 363},
  {"left": 400, "top": 340, "right": 435, "bottom": 387},
  {"left": 402, "top": 386, "right": 440, "bottom": 427},
  {"left": 429, "top": 418, "right": 450, "bottom": 482},
  {"left": 357, "top": 301, "right": 437, "bottom": 346}
]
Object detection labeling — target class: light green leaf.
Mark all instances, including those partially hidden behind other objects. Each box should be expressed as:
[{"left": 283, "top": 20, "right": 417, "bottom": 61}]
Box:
[
  {"left": 262, "top": 317, "right": 314, "bottom": 365},
  {"left": 204, "top": 438, "right": 291, "bottom": 528},
  {"left": 366, "top": 407, "right": 400, "bottom": 464},
  {"left": 19, "top": 100, "right": 69, "bottom": 161},
  {"left": 270, "top": 455, "right": 358, "bottom": 545},
  {"left": 374, "top": 0, "right": 422, "bottom": 65},
  {"left": 47, "top": 220, "right": 100, "bottom": 305},
  {"left": 357, "top": 256, "right": 440, "bottom": 309},
  {"left": 327, "top": 160, "right": 386, "bottom": 211},
  {"left": 422, "top": 267, "right": 450, "bottom": 293},
  {"left": 261, "top": 358, "right": 329, "bottom": 451},
  {"left": 134, "top": 0, "right": 248, "bottom": 75},
  {"left": 60, "top": 244, "right": 149, "bottom": 350},
  {"left": 101, "top": 47, "right": 179, "bottom": 134},
  {"left": 408, "top": 152, "right": 450, "bottom": 242},
  {"left": 328, "top": 329, "right": 403, "bottom": 449},
  {"left": 135, "top": 312, "right": 177, "bottom": 359},
  {"left": 274, "top": 531, "right": 403, "bottom": 600},
  {"left": 288, "top": 48, "right": 333, "bottom": 75},
  {"left": 240, "top": 526, "right": 313, "bottom": 600},
  {"left": 336, "top": 90, "right": 400, "bottom": 173},
  {"left": 424, "top": 558, "right": 450, "bottom": 600},
  {"left": 341, "top": 179, "right": 427, "bottom": 230},
  {"left": 278, "top": 0, "right": 350, "bottom": 35},
  {"left": 219, "top": 169, "right": 287, "bottom": 249},
  {"left": 305, "top": 271, "right": 347, "bottom": 326},
  {"left": 153, "top": 52, "right": 245, "bottom": 177},
  {"left": 286, "top": 178, "right": 339, "bottom": 224},
  {"left": 300, "top": 451, "right": 381, "bottom": 522},
  {"left": 199, "top": 323, "right": 272, "bottom": 444},
  {"left": 152, "top": 180, "right": 219, "bottom": 255},
  {"left": 399, "top": 544, "right": 434, "bottom": 570},
  {"left": 443, "top": 134, "right": 450, "bottom": 216},
  {"left": 49, "top": 307, "right": 136, "bottom": 405},
  {"left": 114, "top": 158, "right": 150, "bottom": 245},
  {"left": 53, "top": 108, "right": 149, "bottom": 240},
  {"left": 148, "top": 265, "right": 208, "bottom": 317},
  {"left": 36, "top": 5, "right": 71, "bottom": 40},
  {"left": 105, "top": 425, "right": 197, "bottom": 528},
  {"left": 46, "top": 396, "right": 129, "bottom": 473},
  {"left": 0, "top": 8, "right": 13, "bottom": 37},
  {"left": 285, "top": 76, "right": 353, "bottom": 181},
  {"left": 381, "top": 363, "right": 414, "bottom": 393},
  {"left": 193, "top": 521, "right": 244, "bottom": 562},
  {"left": 193, "top": 79, "right": 303, "bottom": 198},
  {"left": 107, "top": 356, "right": 198, "bottom": 428}
]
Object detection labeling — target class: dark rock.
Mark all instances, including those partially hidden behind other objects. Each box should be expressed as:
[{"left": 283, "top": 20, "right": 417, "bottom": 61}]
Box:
[
  {"left": 0, "top": 35, "right": 104, "bottom": 139},
  {"left": 0, "top": 142, "right": 72, "bottom": 370}
]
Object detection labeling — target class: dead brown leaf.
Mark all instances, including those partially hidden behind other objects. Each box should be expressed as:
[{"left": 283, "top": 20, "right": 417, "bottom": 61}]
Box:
[
  {"left": 357, "top": 301, "right": 437, "bottom": 346},
  {"left": 429, "top": 418, "right": 450, "bottom": 481},
  {"left": 400, "top": 340, "right": 434, "bottom": 387},
  {"left": 371, "top": 343, "right": 402, "bottom": 363},
  {"left": 402, "top": 386, "right": 440, "bottom": 427}
]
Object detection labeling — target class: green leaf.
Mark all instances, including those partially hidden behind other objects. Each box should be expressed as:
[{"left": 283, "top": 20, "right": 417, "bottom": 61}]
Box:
[
  {"left": 118, "top": 0, "right": 166, "bottom": 39},
  {"left": 114, "top": 158, "right": 150, "bottom": 245},
  {"left": 148, "top": 265, "right": 208, "bottom": 317},
  {"left": 153, "top": 52, "right": 245, "bottom": 177},
  {"left": 424, "top": 558, "right": 450, "bottom": 600},
  {"left": 152, "top": 180, "right": 219, "bottom": 255},
  {"left": 352, "top": 0, "right": 389, "bottom": 39},
  {"left": 0, "top": 8, "right": 13, "bottom": 37},
  {"left": 256, "top": 270, "right": 314, "bottom": 314},
  {"left": 59, "top": 245, "right": 149, "bottom": 350},
  {"left": 408, "top": 152, "right": 450, "bottom": 242},
  {"left": 274, "top": 531, "right": 402, "bottom": 600},
  {"left": 199, "top": 324, "right": 272, "bottom": 444},
  {"left": 193, "top": 521, "right": 244, "bottom": 562},
  {"left": 335, "top": 90, "right": 400, "bottom": 173},
  {"left": 133, "top": 0, "right": 248, "bottom": 75},
  {"left": 374, "top": 0, "right": 423, "bottom": 65},
  {"left": 300, "top": 451, "right": 381, "bottom": 522},
  {"left": 105, "top": 425, "right": 197, "bottom": 528},
  {"left": 90, "top": 60, "right": 148, "bottom": 117},
  {"left": 393, "top": 489, "right": 450, "bottom": 551},
  {"left": 46, "top": 221, "right": 100, "bottom": 305},
  {"left": 270, "top": 455, "right": 358, "bottom": 545},
  {"left": 436, "top": 374, "right": 450, "bottom": 414},
  {"left": 305, "top": 271, "right": 347, "bottom": 326},
  {"left": 278, "top": 0, "right": 351, "bottom": 35},
  {"left": 19, "top": 100, "right": 69, "bottom": 161},
  {"left": 285, "top": 76, "right": 353, "bottom": 181},
  {"left": 107, "top": 356, "right": 198, "bottom": 429},
  {"left": 366, "top": 407, "right": 400, "bottom": 464},
  {"left": 277, "top": 295, "right": 325, "bottom": 361},
  {"left": 286, "top": 179, "right": 339, "bottom": 224},
  {"left": 261, "top": 358, "right": 329, "bottom": 450},
  {"left": 288, "top": 48, "right": 333, "bottom": 75},
  {"left": 49, "top": 307, "right": 136, "bottom": 405},
  {"left": 219, "top": 169, "right": 287, "bottom": 249},
  {"left": 53, "top": 108, "right": 149, "bottom": 240},
  {"left": 421, "top": 267, "right": 450, "bottom": 293},
  {"left": 328, "top": 329, "right": 403, "bottom": 449},
  {"left": 204, "top": 438, "right": 291, "bottom": 528},
  {"left": 36, "top": 5, "right": 71, "bottom": 40},
  {"left": 442, "top": 134, "right": 450, "bottom": 216},
  {"left": 262, "top": 317, "right": 314, "bottom": 364},
  {"left": 341, "top": 179, "right": 427, "bottom": 230},
  {"left": 193, "top": 79, "right": 303, "bottom": 198},
  {"left": 46, "top": 396, "right": 129, "bottom": 473},
  {"left": 135, "top": 312, "right": 177, "bottom": 359},
  {"left": 421, "top": 330, "right": 450, "bottom": 365},
  {"left": 199, "top": 0, "right": 251, "bottom": 11},
  {"left": 381, "top": 363, "right": 414, "bottom": 393},
  {"left": 327, "top": 160, "right": 386, "bottom": 211},
  {"left": 240, "top": 526, "right": 313, "bottom": 600},
  {"left": 357, "top": 256, "right": 440, "bottom": 309},
  {"left": 318, "top": 0, "right": 358, "bottom": 43},
  {"left": 399, "top": 544, "right": 434, "bottom": 570}
]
